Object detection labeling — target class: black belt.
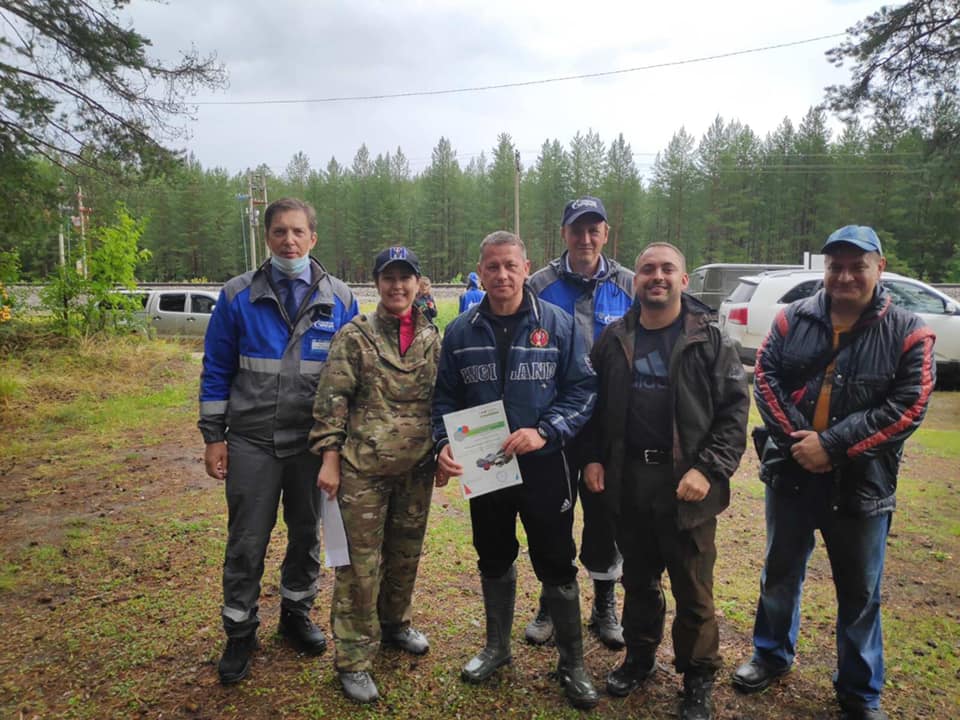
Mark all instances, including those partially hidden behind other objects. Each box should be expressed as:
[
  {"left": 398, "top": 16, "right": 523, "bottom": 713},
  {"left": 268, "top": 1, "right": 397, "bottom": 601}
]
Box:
[{"left": 626, "top": 448, "right": 670, "bottom": 465}]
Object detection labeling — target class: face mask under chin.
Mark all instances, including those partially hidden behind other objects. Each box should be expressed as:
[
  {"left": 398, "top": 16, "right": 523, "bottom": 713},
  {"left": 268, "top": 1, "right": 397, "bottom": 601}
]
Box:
[{"left": 270, "top": 254, "right": 310, "bottom": 276}]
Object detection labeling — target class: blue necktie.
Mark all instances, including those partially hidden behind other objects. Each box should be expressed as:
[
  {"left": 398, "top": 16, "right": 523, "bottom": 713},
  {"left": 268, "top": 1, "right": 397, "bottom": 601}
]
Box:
[{"left": 282, "top": 278, "right": 300, "bottom": 323}]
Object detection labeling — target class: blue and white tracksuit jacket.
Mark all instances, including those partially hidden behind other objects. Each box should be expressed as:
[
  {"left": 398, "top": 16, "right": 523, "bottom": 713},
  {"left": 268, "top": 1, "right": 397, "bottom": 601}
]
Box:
[
  {"left": 199, "top": 259, "right": 358, "bottom": 456},
  {"left": 527, "top": 252, "right": 634, "bottom": 347},
  {"left": 432, "top": 288, "right": 597, "bottom": 455}
]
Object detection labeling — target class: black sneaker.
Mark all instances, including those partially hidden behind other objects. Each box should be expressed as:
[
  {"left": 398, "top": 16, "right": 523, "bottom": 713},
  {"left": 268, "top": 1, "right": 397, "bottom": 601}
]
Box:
[
  {"left": 218, "top": 634, "right": 259, "bottom": 685},
  {"left": 278, "top": 608, "right": 327, "bottom": 655},
  {"left": 524, "top": 600, "right": 554, "bottom": 645}
]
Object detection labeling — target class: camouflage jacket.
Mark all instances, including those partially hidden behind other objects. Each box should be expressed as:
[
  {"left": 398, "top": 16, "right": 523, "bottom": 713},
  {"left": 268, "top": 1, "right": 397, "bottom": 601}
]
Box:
[{"left": 309, "top": 303, "right": 440, "bottom": 475}]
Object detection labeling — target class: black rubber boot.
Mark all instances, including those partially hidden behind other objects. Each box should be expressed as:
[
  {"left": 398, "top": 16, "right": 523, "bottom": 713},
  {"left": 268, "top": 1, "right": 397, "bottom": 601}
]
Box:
[
  {"left": 680, "top": 672, "right": 715, "bottom": 720},
  {"left": 589, "top": 579, "right": 625, "bottom": 649},
  {"left": 461, "top": 566, "right": 515, "bottom": 683},
  {"left": 524, "top": 591, "right": 554, "bottom": 645},
  {"left": 544, "top": 581, "right": 600, "bottom": 710}
]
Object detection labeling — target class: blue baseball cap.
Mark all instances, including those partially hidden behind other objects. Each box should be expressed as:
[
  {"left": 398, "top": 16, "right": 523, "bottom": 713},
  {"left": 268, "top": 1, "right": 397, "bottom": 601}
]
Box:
[
  {"left": 373, "top": 246, "right": 421, "bottom": 277},
  {"left": 821, "top": 225, "right": 883, "bottom": 255},
  {"left": 561, "top": 196, "right": 607, "bottom": 226}
]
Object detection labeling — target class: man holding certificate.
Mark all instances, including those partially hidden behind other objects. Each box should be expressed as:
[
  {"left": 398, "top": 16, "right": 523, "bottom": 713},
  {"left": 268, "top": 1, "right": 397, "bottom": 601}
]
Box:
[{"left": 432, "top": 231, "right": 599, "bottom": 710}]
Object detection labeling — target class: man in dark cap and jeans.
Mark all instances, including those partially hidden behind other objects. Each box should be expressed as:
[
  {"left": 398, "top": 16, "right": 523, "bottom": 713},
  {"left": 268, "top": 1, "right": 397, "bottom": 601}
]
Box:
[
  {"left": 733, "top": 226, "right": 936, "bottom": 720},
  {"left": 527, "top": 196, "right": 635, "bottom": 649}
]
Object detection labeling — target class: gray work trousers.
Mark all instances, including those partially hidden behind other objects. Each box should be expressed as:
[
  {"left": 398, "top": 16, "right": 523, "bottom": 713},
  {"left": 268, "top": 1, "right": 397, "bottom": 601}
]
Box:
[{"left": 221, "top": 434, "right": 322, "bottom": 637}]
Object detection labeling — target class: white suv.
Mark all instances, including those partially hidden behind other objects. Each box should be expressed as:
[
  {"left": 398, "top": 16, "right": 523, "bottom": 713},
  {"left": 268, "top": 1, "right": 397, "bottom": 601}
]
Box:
[{"left": 718, "top": 269, "right": 960, "bottom": 383}]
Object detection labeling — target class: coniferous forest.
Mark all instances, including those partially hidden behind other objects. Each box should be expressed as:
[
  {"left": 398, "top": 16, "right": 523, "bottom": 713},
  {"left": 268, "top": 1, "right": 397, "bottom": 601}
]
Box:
[{"left": 6, "top": 104, "right": 959, "bottom": 286}]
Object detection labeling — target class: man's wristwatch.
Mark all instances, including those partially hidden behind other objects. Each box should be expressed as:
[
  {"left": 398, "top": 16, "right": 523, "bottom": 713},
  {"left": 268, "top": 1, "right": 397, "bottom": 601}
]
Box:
[{"left": 536, "top": 425, "right": 549, "bottom": 441}]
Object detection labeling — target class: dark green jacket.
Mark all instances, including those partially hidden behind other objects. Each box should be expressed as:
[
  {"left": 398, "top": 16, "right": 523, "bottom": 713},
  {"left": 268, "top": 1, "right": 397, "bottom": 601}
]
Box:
[{"left": 580, "top": 294, "right": 750, "bottom": 529}]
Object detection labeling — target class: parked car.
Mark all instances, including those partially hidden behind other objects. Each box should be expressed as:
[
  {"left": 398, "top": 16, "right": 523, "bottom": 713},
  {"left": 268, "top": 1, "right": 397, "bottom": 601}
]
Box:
[
  {"left": 718, "top": 269, "right": 960, "bottom": 383},
  {"left": 102, "top": 288, "right": 219, "bottom": 337},
  {"left": 688, "top": 263, "right": 801, "bottom": 310}
]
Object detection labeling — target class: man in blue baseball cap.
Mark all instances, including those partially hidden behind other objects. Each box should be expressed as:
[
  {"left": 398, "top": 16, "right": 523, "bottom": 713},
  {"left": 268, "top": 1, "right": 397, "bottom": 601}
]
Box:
[
  {"left": 733, "top": 224, "right": 936, "bottom": 720},
  {"left": 526, "top": 196, "right": 635, "bottom": 650}
]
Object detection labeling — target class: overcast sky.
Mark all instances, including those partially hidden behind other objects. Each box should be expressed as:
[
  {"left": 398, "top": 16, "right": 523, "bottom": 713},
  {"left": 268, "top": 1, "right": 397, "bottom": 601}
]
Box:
[{"left": 124, "top": 0, "right": 880, "bottom": 179}]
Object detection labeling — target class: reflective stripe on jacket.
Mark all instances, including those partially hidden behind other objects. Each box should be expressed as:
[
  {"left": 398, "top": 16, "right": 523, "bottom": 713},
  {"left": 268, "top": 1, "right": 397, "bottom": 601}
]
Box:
[
  {"left": 198, "top": 258, "right": 358, "bottom": 456},
  {"left": 528, "top": 251, "right": 634, "bottom": 346},
  {"left": 432, "top": 287, "right": 597, "bottom": 454}
]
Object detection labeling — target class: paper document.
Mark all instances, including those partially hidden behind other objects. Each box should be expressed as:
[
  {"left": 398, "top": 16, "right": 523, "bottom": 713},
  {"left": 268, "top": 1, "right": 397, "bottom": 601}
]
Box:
[
  {"left": 442, "top": 400, "right": 523, "bottom": 499},
  {"left": 321, "top": 493, "right": 350, "bottom": 568}
]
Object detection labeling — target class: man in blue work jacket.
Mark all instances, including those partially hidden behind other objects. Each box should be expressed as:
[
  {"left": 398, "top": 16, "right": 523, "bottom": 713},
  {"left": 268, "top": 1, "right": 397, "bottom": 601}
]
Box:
[
  {"left": 527, "top": 196, "right": 635, "bottom": 649},
  {"left": 199, "top": 198, "right": 358, "bottom": 684}
]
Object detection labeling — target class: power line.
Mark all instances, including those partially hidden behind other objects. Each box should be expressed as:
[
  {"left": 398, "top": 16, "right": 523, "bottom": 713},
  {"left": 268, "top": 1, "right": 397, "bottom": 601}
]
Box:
[{"left": 195, "top": 33, "right": 846, "bottom": 107}]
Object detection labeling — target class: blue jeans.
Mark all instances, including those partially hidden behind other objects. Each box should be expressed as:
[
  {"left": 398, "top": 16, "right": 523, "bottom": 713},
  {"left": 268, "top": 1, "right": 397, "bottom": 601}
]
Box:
[{"left": 751, "top": 479, "right": 891, "bottom": 710}]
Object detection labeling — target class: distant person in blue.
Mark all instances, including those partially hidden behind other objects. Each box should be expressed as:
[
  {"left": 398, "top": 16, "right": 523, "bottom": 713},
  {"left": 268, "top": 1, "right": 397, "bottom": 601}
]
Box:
[
  {"left": 526, "top": 195, "right": 635, "bottom": 650},
  {"left": 459, "top": 271, "right": 485, "bottom": 313},
  {"left": 199, "top": 198, "right": 358, "bottom": 685}
]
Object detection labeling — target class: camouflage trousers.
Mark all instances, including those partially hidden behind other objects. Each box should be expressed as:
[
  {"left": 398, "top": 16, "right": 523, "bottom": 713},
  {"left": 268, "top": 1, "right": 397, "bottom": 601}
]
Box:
[{"left": 332, "top": 461, "right": 434, "bottom": 672}]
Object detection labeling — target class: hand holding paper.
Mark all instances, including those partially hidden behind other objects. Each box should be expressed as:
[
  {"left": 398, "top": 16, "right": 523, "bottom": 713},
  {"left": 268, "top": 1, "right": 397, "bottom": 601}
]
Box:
[{"left": 441, "top": 400, "right": 523, "bottom": 499}]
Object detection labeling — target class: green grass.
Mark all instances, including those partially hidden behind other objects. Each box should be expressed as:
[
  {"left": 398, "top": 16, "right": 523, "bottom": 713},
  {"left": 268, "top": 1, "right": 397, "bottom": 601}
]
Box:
[
  {"left": 434, "top": 297, "right": 460, "bottom": 332},
  {"left": 359, "top": 297, "right": 460, "bottom": 333},
  {"left": 911, "top": 428, "right": 960, "bottom": 458},
  {"left": 0, "top": 374, "right": 22, "bottom": 405}
]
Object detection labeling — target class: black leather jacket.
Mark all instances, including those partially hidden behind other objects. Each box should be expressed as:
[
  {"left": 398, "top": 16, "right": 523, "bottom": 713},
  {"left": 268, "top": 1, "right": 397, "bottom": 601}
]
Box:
[{"left": 754, "top": 285, "right": 936, "bottom": 516}]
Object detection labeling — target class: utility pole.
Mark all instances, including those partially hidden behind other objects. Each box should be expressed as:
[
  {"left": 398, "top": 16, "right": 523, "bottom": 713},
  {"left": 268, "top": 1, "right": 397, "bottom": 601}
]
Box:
[
  {"left": 236, "top": 193, "right": 250, "bottom": 270},
  {"left": 246, "top": 170, "right": 269, "bottom": 270},
  {"left": 56, "top": 181, "right": 66, "bottom": 269},
  {"left": 246, "top": 173, "right": 257, "bottom": 271},
  {"left": 514, "top": 150, "right": 521, "bottom": 236},
  {"left": 76, "top": 185, "right": 90, "bottom": 278},
  {"left": 254, "top": 171, "right": 268, "bottom": 262}
]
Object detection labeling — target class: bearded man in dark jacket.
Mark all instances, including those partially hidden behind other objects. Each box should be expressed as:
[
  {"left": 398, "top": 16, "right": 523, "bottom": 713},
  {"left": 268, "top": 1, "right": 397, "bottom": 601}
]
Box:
[
  {"left": 732, "top": 226, "right": 936, "bottom": 720},
  {"left": 581, "top": 242, "right": 749, "bottom": 720}
]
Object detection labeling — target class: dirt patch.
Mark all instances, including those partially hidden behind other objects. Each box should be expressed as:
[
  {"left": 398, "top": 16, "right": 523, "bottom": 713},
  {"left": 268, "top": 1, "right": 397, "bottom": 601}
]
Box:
[{"left": 0, "top": 348, "right": 957, "bottom": 719}]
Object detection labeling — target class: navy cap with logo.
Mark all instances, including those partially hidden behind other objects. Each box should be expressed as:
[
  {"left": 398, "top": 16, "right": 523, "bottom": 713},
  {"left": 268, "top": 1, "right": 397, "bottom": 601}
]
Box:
[
  {"left": 373, "top": 246, "right": 422, "bottom": 277},
  {"left": 561, "top": 196, "right": 608, "bottom": 226},
  {"left": 821, "top": 225, "right": 883, "bottom": 255}
]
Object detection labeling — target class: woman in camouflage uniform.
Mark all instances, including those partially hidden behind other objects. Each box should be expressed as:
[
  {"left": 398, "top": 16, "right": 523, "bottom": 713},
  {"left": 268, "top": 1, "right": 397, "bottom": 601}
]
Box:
[{"left": 309, "top": 247, "right": 441, "bottom": 704}]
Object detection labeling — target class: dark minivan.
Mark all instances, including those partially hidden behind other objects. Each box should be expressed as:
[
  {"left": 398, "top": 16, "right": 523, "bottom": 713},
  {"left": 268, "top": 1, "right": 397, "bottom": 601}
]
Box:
[{"left": 688, "top": 263, "right": 801, "bottom": 310}]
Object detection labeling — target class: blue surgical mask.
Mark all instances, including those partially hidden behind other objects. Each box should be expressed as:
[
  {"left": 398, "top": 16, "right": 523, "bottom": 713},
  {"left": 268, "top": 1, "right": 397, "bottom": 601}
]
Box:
[{"left": 270, "top": 254, "right": 310, "bottom": 276}]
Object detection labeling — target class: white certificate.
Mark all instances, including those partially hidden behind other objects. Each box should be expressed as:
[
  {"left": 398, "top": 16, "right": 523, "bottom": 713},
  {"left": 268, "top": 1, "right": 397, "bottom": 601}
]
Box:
[
  {"left": 321, "top": 493, "right": 350, "bottom": 568},
  {"left": 442, "top": 400, "right": 523, "bottom": 499}
]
